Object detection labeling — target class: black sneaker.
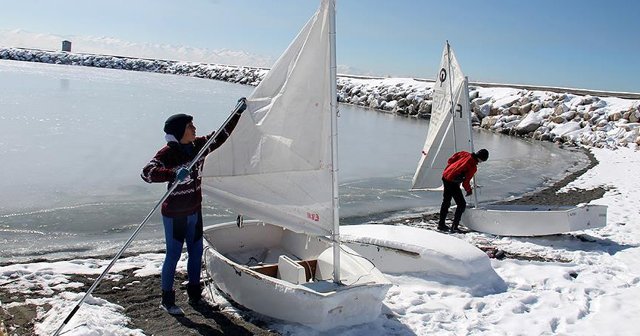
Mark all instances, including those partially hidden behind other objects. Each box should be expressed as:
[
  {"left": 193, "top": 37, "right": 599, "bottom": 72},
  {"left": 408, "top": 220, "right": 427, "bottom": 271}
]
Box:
[
  {"left": 160, "top": 303, "right": 185, "bottom": 316},
  {"left": 188, "top": 297, "right": 204, "bottom": 306},
  {"left": 161, "top": 290, "right": 184, "bottom": 316},
  {"left": 187, "top": 284, "right": 203, "bottom": 306},
  {"left": 437, "top": 224, "right": 450, "bottom": 231},
  {"left": 450, "top": 226, "right": 464, "bottom": 234}
]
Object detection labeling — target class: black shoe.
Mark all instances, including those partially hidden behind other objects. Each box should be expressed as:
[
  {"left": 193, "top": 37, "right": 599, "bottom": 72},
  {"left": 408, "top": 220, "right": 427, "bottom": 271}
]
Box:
[
  {"left": 187, "top": 283, "right": 203, "bottom": 306},
  {"left": 161, "top": 290, "right": 184, "bottom": 316},
  {"left": 437, "top": 224, "right": 450, "bottom": 231},
  {"left": 450, "top": 225, "right": 463, "bottom": 234}
]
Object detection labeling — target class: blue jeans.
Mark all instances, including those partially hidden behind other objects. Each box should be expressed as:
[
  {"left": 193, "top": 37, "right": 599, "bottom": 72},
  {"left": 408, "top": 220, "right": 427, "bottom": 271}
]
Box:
[{"left": 161, "top": 211, "right": 203, "bottom": 291}]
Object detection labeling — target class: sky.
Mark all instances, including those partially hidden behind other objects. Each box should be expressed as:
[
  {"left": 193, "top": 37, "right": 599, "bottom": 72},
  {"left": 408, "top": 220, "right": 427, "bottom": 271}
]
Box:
[
  {"left": 2, "top": 145, "right": 639, "bottom": 335},
  {"left": 1, "top": 0, "right": 639, "bottom": 92}
]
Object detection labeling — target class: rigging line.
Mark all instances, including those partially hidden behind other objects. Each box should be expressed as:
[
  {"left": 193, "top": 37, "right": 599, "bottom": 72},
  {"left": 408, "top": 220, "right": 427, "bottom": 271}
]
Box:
[
  {"left": 337, "top": 243, "right": 379, "bottom": 286},
  {"left": 338, "top": 243, "right": 377, "bottom": 270}
]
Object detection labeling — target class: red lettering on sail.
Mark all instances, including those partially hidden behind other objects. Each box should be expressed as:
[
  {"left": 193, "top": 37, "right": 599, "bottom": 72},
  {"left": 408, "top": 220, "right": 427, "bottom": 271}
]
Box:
[{"left": 307, "top": 212, "right": 320, "bottom": 221}]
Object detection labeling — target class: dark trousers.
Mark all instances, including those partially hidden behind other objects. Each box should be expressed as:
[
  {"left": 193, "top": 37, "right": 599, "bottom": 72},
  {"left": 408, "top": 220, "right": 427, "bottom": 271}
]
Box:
[{"left": 439, "top": 178, "right": 466, "bottom": 227}]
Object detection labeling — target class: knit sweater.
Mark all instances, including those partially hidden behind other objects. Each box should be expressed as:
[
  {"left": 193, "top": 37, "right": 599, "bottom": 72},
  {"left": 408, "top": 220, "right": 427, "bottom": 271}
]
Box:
[{"left": 141, "top": 112, "right": 241, "bottom": 217}]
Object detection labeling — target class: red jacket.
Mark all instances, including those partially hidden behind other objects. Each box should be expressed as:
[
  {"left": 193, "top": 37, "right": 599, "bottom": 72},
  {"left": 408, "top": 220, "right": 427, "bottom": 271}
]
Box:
[{"left": 442, "top": 151, "right": 479, "bottom": 193}]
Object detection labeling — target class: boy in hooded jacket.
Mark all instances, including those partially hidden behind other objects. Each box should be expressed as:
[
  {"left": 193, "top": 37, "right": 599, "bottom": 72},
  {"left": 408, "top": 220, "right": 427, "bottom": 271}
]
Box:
[{"left": 438, "top": 148, "right": 489, "bottom": 233}]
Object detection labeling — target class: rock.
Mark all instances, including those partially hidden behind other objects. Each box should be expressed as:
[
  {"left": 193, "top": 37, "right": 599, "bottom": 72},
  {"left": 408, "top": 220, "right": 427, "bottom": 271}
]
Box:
[
  {"left": 551, "top": 121, "right": 581, "bottom": 137},
  {"left": 478, "top": 103, "right": 491, "bottom": 118},
  {"left": 418, "top": 100, "right": 432, "bottom": 115},
  {"left": 531, "top": 103, "right": 542, "bottom": 112},
  {"left": 560, "top": 111, "right": 576, "bottom": 121},
  {"left": 631, "top": 111, "right": 640, "bottom": 123},
  {"left": 492, "top": 94, "right": 521, "bottom": 109},
  {"left": 515, "top": 112, "right": 543, "bottom": 135},
  {"left": 481, "top": 115, "right": 500, "bottom": 128},
  {"left": 540, "top": 133, "right": 552, "bottom": 141},
  {"left": 410, "top": 104, "right": 420, "bottom": 116},
  {"left": 519, "top": 103, "right": 532, "bottom": 114},
  {"left": 609, "top": 112, "right": 623, "bottom": 121},
  {"left": 554, "top": 103, "right": 569, "bottom": 115}
]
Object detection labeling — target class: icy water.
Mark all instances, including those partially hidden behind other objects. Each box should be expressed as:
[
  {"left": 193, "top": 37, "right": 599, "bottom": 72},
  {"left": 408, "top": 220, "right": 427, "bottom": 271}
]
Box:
[{"left": 0, "top": 60, "right": 586, "bottom": 262}]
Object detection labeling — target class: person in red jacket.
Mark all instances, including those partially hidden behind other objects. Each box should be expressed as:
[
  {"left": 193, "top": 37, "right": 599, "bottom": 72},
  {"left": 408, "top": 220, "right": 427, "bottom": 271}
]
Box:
[
  {"left": 141, "top": 98, "right": 245, "bottom": 315},
  {"left": 438, "top": 148, "right": 489, "bottom": 233}
]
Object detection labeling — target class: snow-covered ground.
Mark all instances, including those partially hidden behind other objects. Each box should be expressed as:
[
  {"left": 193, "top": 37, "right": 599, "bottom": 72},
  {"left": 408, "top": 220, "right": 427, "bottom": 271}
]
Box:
[{"left": 1, "top": 146, "right": 638, "bottom": 335}]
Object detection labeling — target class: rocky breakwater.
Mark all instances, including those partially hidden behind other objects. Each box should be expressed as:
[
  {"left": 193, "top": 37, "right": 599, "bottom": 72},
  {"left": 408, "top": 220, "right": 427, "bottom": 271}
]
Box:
[
  {"left": 337, "top": 77, "right": 640, "bottom": 149},
  {"left": 0, "top": 47, "right": 267, "bottom": 86},
  {"left": 2, "top": 47, "right": 639, "bottom": 149},
  {"left": 470, "top": 87, "right": 640, "bottom": 148}
]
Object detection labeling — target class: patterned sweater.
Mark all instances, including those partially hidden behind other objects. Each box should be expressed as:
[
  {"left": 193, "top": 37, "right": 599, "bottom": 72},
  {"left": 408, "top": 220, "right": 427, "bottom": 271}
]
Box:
[{"left": 141, "top": 113, "right": 241, "bottom": 217}]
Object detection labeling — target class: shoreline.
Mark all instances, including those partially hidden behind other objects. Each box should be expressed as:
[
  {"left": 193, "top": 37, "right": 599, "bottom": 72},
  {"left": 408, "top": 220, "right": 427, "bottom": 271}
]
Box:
[
  {"left": 2, "top": 49, "right": 639, "bottom": 150},
  {"left": 0, "top": 146, "right": 604, "bottom": 335}
]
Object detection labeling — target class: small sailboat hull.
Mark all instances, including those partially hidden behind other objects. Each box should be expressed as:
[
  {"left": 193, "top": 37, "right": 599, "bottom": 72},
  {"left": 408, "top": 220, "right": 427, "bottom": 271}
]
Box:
[
  {"left": 341, "top": 224, "right": 506, "bottom": 293},
  {"left": 203, "top": 221, "right": 391, "bottom": 330},
  {"left": 462, "top": 204, "right": 607, "bottom": 236}
]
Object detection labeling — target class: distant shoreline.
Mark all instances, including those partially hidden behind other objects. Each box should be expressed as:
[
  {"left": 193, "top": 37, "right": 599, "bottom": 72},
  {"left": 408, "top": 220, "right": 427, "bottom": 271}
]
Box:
[
  {"left": 3, "top": 47, "right": 639, "bottom": 149},
  {"left": 2, "top": 47, "right": 639, "bottom": 98}
]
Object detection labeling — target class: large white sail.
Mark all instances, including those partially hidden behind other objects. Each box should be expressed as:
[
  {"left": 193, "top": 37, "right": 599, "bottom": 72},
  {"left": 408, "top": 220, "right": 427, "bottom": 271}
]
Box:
[
  {"left": 411, "top": 42, "right": 473, "bottom": 190},
  {"left": 201, "top": 0, "right": 334, "bottom": 236}
]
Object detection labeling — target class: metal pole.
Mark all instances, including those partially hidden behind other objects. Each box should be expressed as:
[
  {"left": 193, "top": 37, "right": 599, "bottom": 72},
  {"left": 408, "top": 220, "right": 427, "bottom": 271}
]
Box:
[
  {"left": 53, "top": 98, "right": 246, "bottom": 336},
  {"left": 446, "top": 41, "right": 458, "bottom": 153},
  {"left": 463, "top": 77, "right": 480, "bottom": 207},
  {"left": 328, "top": 0, "right": 341, "bottom": 284}
]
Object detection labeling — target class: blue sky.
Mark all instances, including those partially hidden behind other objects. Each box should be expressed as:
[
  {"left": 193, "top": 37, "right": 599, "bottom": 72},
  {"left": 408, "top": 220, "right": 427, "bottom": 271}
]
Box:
[{"left": 1, "top": 0, "right": 638, "bottom": 92}]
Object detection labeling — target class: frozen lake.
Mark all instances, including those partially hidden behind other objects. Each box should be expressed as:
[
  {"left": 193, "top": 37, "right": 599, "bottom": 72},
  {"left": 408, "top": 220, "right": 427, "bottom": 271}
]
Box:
[{"left": 0, "top": 60, "right": 586, "bottom": 262}]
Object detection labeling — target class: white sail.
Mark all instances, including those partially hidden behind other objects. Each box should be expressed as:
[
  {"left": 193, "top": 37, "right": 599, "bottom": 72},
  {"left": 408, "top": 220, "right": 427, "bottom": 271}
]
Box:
[
  {"left": 201, "top": 0, "right": 334, "bottom": 236},
  {"left": 411, "top": 42, "right": 473, "bottom": 190}
]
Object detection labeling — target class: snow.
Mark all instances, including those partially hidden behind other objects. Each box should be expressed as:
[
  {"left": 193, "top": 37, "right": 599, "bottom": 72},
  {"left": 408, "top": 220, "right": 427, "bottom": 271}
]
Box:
[
  {"left": 2, "top": 147, "right": 639, "bottom": 335},
  {"left": 0, "top": 254, "right": 174, "bottom": 335}
]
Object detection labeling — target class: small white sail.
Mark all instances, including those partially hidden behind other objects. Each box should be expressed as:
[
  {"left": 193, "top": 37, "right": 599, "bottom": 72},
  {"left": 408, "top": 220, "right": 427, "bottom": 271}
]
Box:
[
  {"left": 411, "top": 42, "right": 473, "bottom": 190},
  {"left": 201, "top": 0, "right": 334, "bottom": 236}
]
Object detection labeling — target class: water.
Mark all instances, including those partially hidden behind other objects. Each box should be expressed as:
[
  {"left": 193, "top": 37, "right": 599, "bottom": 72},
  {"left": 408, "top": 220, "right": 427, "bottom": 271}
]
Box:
[{"left": 0, "top": 60, "right": 586, "bottom": 262}]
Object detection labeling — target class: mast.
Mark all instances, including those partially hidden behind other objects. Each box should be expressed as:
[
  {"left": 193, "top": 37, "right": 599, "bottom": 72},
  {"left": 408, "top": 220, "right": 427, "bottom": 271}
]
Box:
[
  {"left": 463, "top": 76, "right": 479, "bottom": 207},
  {"left": 328, "top": 0, "right": 341, "bottom": 284},
  {"left": 446, "top": 40, "right": 458, "bottom": 152}
]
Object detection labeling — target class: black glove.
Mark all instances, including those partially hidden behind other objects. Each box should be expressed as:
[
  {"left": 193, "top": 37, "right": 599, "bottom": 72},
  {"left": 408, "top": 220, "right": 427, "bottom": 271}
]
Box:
[
  {"left": 236, "top": 97, "right": 247, "bottom": 114},
  {"left": 466, "top": 190, "right": 473, "bottom": 196}
]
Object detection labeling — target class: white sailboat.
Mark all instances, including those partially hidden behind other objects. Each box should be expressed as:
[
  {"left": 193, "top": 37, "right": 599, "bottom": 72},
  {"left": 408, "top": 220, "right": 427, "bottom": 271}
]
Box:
[
  {"left": 199, "top": 0, "right": 391, "bottom": 330},
  {"left": 411, "top": 42, "right": 607, "bottom": 237}
]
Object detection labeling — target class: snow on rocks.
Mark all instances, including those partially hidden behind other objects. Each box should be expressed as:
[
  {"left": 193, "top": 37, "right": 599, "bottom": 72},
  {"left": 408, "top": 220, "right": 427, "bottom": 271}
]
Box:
[{"left": 2, "top": 47, "right": 639, "bottom": 149}]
